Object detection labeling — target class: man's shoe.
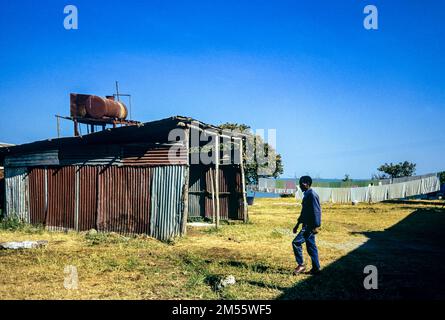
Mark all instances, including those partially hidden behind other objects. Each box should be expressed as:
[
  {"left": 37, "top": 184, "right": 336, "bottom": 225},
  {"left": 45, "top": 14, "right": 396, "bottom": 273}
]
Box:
[
  {"left": 309, "top": 268, "right": 321, "bottom": 275},
  {"left": 293, "top": 265, "right": 306, "bottom": 275}
]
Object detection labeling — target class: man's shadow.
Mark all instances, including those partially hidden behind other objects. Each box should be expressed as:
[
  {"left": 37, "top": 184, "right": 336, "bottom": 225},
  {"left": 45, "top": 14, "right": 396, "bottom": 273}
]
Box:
[{"left": 279, "top": 207, "right": 445, "bottom": 299}]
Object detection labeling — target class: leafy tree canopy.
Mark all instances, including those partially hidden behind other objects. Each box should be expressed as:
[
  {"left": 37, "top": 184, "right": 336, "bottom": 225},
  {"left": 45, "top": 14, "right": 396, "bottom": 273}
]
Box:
[
  {"left": 219, "top": 123, "right": 284, "bottom": 185},
  {"left": 377, "top": 161, "right": 416, "bottom": 179}
]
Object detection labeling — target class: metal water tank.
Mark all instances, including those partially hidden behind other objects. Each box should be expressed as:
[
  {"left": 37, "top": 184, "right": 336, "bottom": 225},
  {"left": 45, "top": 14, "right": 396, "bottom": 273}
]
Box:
[{"left": 85, "top": 95, "right": 128, "bottom": 119}]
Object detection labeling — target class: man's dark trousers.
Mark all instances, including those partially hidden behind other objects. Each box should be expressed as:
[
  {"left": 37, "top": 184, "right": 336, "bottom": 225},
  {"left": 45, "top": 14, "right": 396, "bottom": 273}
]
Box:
[{"left": 292, "top": 226, "right": 320, "bottom": 269}]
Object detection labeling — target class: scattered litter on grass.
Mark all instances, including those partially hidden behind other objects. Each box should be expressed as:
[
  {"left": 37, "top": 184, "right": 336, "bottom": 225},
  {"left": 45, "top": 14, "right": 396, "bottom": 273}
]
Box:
[
  {"left": 188, "top": 222, "right": 216, "bottom": 228},
  {"left": 0, "top": 240, "right": 48, "bottom": 250},
  {"left": 217, "top": 275, "right": 236, "bottom": 290}
]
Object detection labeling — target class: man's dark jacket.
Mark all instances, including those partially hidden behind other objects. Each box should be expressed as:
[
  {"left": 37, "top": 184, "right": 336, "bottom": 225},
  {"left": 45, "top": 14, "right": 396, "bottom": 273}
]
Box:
[{"left": 298, "top": 188, "right": 322, "bottom": 228}]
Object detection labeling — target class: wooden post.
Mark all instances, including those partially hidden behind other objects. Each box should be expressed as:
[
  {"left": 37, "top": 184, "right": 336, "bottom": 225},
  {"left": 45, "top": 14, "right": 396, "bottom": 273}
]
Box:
[
  {"left": 215, "top": 135, "right": 220, "bottom": 229},
  {"left": 181, "top": 127, "right": 190, "bottom": 235},
  {"left": 239, "top": 138, "right": 248, "bottom": 223},
  {"left": 74, "top": 168, "right": 80, "bottom": 231},
  {"left": 74, "top": 119, "right": 79, "bottom": 136},
  {"left": 209, "top": 167, "right": 216, "bottom": 224}
]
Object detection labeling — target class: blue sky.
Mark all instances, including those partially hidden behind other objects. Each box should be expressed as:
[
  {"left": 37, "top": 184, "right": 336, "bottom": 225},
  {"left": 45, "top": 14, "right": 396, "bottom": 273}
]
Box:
[{"left": 0, "top": 0, "right": 444, "bottom": 179}]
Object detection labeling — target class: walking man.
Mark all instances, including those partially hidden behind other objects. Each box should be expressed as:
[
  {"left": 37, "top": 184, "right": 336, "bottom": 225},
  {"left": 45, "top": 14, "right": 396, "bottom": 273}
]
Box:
[{"left": 292, "top": 176, "right": 321, "bottom": 275}]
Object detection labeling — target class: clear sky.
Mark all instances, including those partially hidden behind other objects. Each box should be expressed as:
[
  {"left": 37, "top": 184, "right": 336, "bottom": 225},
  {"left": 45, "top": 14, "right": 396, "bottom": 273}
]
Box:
[{"left": 0, "top": 0, "right": 444, "bottom": 179}]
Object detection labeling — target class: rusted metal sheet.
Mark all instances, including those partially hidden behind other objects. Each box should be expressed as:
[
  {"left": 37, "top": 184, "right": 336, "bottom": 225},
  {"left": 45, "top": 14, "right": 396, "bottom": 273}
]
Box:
[
  {"left": 77, "top": 166, "right": 98, "bottom": 231},
  {"left": 122, "top": 143, "right": 187, "bottom": 166},
  {"left": 59, "top": 145, "right": 122, "bottom": 166},
  {"left": 5, "top": 150, "right": 59, "bottom": 167},
  {"left": 58, "top": 143, "right": 187, "bottom": 167},
  {"left": 4, "top": 167, "right": 29, "bottom": 222},
  {"left": 187, "top": 165, "right": 244, "bottom": 221},
  {"left": 97, "top": 166, "right": 151, "bottom": 234},
  {"left": 150, "top": 165, "right": 185, "bottom": 241},
  {"left": 28, "top": 168, "right": 46, "bottom": 225},
  {"left": 204, "top": 166, "right": 244, "bottom": 221},
  {"left": 46, "top": 167, "right": 76, "bottom": 230}
]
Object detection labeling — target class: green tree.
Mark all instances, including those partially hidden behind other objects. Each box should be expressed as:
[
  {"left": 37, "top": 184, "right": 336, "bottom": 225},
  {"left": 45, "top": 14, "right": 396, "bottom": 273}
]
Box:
[
  {"left": 372, "top": 173, "right": 388, "bottom": 180},
  {"left": 219, "top": 123, "right": 284, "bottom": 185},
  {"left": 377, "top": 161, "right": 416, "bottom": 179},
  {"left": 439, "top": 171, "right": 445, "bottom": 185}
]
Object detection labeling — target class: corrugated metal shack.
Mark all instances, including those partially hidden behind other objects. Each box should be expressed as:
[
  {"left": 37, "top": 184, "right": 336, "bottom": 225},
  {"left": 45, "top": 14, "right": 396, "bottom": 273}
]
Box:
[
  {"left": 0, "top": 143, "right": 14, "bottom": 215},
  {"left": 0, "top": 116, "right": 248, "bottom": 241}
]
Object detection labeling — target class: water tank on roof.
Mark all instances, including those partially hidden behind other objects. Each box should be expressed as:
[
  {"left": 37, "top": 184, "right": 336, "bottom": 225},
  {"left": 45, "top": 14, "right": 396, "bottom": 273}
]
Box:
[{"left": 85, "top": 95, "right": 128, "bottom": 120}]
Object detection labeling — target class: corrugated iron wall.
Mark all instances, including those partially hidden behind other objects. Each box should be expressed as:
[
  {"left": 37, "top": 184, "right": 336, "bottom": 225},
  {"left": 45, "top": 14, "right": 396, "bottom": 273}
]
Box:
[
  {"left": 150, "top": 166, "right": 185, "bottom": 241},
  {"left": 188, "top": 165, "right": 206, "bottom": 218},
  {"left": 188, "top": 165, "right": 244, "bottom": 221},
  {"left": 2, "top": 144, "right": 244, "bottom": 238},
  {"left": 46, "top": 167, "right": 76, "bottom": 231},
  {"left": 77, "top": 166, "right": 98, "bottom": 231},
  {"left": 5, "top": 150, "right": 59, "bottom": 167},
  {"left": 59, "top": 145, "right": 122, "bottom": 166},
  {"left": 4, "top": 163, "right": 186, "bottom": 240},
  {"left": 28, "top": 168, "right": 46, "bottom": 224},
  {"left": 97, "top": 166, "right": 152, "bottom": 235},
  {"left": 4, "top": 167, "right": 29, "bottom": 222},
  {"left": 122, "top": 144, "right": 187, "bottom": 166}
]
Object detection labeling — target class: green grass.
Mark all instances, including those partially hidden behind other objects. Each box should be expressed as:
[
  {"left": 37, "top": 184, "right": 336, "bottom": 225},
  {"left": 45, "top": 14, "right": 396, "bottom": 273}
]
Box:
[{"left": 0, "top": 198, "right": 444, "bottom": 299}]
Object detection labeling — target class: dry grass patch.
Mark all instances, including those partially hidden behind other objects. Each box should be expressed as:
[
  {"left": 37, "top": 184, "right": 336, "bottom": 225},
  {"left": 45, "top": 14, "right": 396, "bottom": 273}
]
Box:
[{"left": 1, "top": 198, "right": 444, "bottom": 299}]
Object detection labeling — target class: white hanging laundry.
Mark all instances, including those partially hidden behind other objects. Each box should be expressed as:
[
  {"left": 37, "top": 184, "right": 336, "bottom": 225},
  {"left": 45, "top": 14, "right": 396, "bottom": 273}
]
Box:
[
  {"left": 405, "top": 179, "right": 422, "bottom": 197},
  {"left": 421, "top": 176, "right": 441, "bottom": 194},
  {"left": 312, "top": 187, "right": 332, "bottom": 203},
  {"left": 350, "top": 187, "right": 370, "bottom": 203},
  {"left": 332, "top": 187, "right": 351, "bottom": 203},
  {"left": 295, "top": 187, "right": 304, "bottom": 201},
  {"left": 388, "top": 183, "right": 406, "bottom": 200},
  {"left": 369, "top": 184, "right": 389, "bottom": 202}
]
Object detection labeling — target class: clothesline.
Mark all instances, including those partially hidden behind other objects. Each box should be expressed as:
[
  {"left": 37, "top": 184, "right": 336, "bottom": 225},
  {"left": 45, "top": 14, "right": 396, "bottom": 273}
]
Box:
[
  {"left": 256, "top": 175, "right": 442, "bottom": 203},
  {"left": 293, "top": 175, "right": 441, "bottom": 203}
]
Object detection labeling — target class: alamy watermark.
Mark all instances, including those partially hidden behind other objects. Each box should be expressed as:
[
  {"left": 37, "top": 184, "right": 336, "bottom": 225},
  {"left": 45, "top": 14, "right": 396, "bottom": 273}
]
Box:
[
  {"left": 167, "top": 121, "right": 278, "bottom": 176},
  {"left": 363, "top": 265, "right": 378, "bottom": 289},
  {"left": 64, "top": 5, "right": 78, "bottom": 30},
  {"left": 363, "top": 5, "right": 378, "bottom": 30},
  {"left": 64, "top": 265, "right": 79, "bottom": 289}
]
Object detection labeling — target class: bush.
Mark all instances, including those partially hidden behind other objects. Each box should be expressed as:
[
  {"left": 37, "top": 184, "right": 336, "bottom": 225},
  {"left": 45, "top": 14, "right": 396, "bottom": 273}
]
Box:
[
  {"left": 439, "top": 172, "right": 445, "bottom": 186},
  {"left": 84, "top": 231, "right": 130, "bottom": 246},
  {"left": 0, "top": 215, "right": 26, "bottom": 231},
  {"left": 280, "top": 193, "right": 295, "bottom": 198}
]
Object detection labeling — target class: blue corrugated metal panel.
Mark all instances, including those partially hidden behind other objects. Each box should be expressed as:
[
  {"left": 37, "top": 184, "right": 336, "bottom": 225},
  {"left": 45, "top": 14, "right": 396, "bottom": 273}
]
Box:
[
  {"left": 150, "top": 166, "right": 185, "bottom": 241},
  {"left": 5, "top": 150, "right": 59, "bottom": 167},
  {"left": 5, "top": 167, "right": 29, "bottom": 222}
]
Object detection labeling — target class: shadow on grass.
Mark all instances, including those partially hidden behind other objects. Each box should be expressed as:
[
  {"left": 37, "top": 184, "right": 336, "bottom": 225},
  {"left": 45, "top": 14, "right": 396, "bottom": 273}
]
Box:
[
  {"left": 219, "top": 260, "right": 290, "bottom": 275},
  {"left": 383, "top": 199, "right": 445, "bottom": 206},
  {"left": 278, "top": 208, "right": 445, "bottom": 300}
]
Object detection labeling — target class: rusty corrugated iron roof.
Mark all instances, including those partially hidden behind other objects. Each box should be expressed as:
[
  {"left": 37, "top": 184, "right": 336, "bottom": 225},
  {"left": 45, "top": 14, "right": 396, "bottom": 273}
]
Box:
[{"left": 0, "top": 116, "right": 248, "bottom": 162}]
